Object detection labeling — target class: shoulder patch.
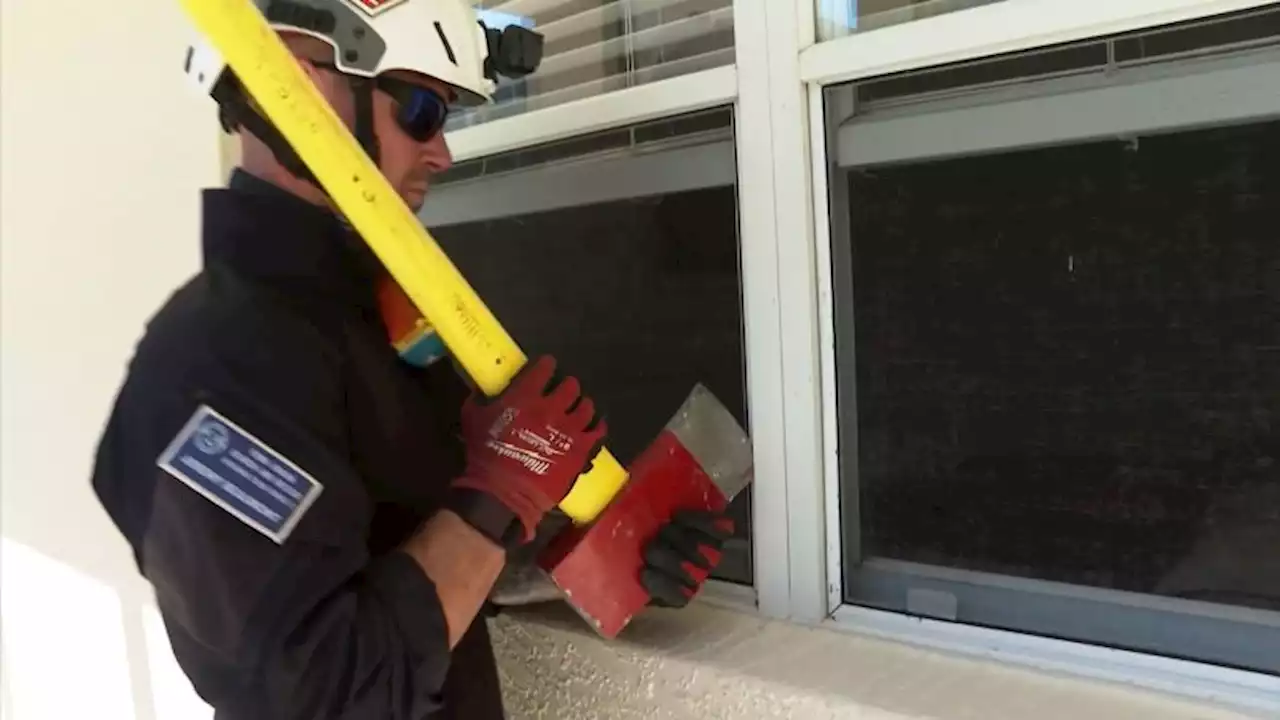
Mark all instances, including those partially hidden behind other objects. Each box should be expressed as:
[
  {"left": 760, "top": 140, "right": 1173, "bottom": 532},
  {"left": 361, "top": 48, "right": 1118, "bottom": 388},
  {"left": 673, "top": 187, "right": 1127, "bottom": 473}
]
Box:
[{"left": 157, "top": 405, "right": 324, "bottom": 544}]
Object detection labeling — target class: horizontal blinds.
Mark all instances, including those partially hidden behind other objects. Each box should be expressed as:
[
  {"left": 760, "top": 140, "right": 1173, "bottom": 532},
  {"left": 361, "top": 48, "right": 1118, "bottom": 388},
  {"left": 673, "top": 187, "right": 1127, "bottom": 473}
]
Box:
[
  {"left": 421, "top": 137, "right": 735, "bottom": 226},
  {"left": 424, "top": 109, "right": 735, "bottom": 225},
  {"left": 449, "top": 0, "right": 734, "bottom": 128},
  {"left": 817, "top": 0, "right": 1005, "bottom": 41}
]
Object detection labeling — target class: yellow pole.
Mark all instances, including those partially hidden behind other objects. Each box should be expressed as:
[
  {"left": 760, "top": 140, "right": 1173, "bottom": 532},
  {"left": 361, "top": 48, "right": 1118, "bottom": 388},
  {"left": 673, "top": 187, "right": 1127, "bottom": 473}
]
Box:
[{"left": 179, "top": 0, "right": 627, "bottom": 523}]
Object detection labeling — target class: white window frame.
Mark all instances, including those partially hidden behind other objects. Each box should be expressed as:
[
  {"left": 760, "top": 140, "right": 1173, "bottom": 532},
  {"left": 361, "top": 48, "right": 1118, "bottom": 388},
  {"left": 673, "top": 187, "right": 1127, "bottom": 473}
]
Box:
[
  {"left": 437, "top": 0, "right": 1280, "bottom": 712},
  {"left": 796, "top": 0, "right": 1280, "bottom": 714},
  {"left": 445, "top": 65, "right": 737, "bottom": 162},
  {"left": 800, "top": 0, "right": 1280, "bottom": 85}
]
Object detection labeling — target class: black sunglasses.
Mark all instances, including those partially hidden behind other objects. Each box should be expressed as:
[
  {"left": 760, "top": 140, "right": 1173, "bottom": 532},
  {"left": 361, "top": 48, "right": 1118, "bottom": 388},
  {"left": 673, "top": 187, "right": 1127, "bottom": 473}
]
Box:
[
  {"left": 376, "top": 75, "right": 450, "bottom": 142},
  {"left": 313, "top": 62, "right": 450, "bottom": 143}
]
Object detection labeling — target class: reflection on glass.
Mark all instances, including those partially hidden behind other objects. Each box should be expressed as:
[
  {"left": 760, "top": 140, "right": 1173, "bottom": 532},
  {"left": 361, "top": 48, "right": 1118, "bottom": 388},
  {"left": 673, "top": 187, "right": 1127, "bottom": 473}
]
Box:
[
  {"left": 452, "top": 0, "right": 735, "bottom": 129},
  {"left": 816, "top": 0, "right": 1005, "bottom": 42}
]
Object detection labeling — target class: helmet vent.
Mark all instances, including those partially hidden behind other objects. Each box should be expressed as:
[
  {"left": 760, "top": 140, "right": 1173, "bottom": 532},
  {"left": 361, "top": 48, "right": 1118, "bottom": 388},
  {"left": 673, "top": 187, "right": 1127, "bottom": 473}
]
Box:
[
  {"left": 434, "top": 21, "right": 458, "bottom": 66},
  {"left": 265, "top": 0, "right": 337, "bottom": 35}
]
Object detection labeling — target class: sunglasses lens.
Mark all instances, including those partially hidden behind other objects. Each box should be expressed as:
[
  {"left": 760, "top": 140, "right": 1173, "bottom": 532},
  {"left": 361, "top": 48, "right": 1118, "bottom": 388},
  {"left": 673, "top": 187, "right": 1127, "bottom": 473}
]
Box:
[{"left": 398, "top": 87, "right": 447, "bottom": 142}]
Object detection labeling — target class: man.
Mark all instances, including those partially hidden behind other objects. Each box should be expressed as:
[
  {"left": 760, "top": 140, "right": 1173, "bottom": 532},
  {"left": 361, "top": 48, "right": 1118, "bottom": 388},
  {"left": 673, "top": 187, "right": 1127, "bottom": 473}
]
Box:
[{"left": 90, "top": 1, "right": 733, "bottom": 718}]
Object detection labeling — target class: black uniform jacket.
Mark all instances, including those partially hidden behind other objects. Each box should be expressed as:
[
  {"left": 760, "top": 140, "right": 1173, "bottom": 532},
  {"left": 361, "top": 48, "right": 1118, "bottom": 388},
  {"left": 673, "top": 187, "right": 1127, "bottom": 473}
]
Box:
[{"left": 90, "top": 170, "right": 505, "bottom": 720}]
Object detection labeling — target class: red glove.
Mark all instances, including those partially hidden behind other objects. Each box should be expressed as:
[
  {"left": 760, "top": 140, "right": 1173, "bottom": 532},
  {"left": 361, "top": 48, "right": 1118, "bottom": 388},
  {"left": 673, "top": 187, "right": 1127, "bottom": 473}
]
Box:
[{"left": 452, "top": 356, "right": 607, "bottom": 542}]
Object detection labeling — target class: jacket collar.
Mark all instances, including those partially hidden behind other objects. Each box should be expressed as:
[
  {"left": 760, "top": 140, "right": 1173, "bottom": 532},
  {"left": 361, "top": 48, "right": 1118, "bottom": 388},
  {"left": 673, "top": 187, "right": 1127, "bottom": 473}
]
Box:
[{"left": 201, "top": 169, "right": 383, "bottom": 310}]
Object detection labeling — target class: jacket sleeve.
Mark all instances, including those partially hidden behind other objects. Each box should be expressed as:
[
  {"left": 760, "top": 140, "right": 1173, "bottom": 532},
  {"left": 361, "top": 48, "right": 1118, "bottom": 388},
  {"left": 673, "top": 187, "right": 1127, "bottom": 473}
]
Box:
[{"left": 132, "top": 296, "right": 453, "bottom": 719}]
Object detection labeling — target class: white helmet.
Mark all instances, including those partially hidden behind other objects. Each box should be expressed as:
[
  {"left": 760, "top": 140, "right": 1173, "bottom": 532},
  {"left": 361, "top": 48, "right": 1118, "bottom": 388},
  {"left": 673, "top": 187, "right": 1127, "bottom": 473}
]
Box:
[
  {"left": 266, "top": 0, "right": 491, "bottom": 106},
  {"left": 187, "top": 0, "right": 542, "bottom": 106},
  {"left": 184, "top": 0, "right": 541, "bottom": 181}
]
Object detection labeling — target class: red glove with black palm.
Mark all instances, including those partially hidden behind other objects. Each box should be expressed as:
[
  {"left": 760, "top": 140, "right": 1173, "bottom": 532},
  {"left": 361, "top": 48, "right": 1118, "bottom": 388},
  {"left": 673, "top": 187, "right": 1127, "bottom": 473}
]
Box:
[
  {"left": 447, "top": 355, "right": 607, "bottom": 549},
  {"left": 641, "top": 509, "right": 735, "bottom": 608}
]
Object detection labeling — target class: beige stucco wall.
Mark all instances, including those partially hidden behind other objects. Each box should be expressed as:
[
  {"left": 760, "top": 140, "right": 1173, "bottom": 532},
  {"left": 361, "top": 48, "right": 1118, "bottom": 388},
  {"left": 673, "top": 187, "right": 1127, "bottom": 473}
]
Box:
[{"left": 490, "top": 602, "right": 1262, "bottom": 720}]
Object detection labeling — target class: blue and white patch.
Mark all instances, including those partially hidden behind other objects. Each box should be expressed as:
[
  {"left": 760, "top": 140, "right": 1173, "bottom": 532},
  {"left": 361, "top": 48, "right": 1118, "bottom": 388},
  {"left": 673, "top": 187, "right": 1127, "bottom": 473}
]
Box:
[{"left": 157, "top": 405, "right": 323, "bottom": 544}]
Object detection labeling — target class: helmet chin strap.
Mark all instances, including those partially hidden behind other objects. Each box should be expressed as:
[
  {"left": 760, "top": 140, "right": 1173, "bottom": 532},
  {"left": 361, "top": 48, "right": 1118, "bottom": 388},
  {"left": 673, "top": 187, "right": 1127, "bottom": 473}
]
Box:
[
  {"left": 215, "top": 68, "right": 379, "bottom": 192},
  {"left": 346, "top": 75, "right": 380, "bottom": 178}
]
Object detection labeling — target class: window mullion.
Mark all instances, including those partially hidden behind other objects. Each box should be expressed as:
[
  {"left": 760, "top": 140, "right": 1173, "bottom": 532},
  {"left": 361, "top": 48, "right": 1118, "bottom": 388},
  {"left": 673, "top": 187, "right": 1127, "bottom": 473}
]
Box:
[{"left": 733, "top": 0, "right": 830, "bottom": 622}]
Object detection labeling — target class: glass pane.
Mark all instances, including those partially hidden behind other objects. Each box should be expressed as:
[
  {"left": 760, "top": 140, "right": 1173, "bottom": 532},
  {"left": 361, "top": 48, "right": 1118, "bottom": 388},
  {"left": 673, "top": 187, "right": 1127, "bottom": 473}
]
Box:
[
  {"left": 816, "top": 0, "right": 1005, "bottom": 42},
  {"left": 452, "top": 0, "right": 735, "bottom": 129},
  {"left": 848, "top": 120, "right": 1280, "bottom": 602},
  {"left": 429, "top": 122, "right": 753, "bottom": 584},
  {"left": 829, "top": 98, "right": 1280, "bottom": 671}
]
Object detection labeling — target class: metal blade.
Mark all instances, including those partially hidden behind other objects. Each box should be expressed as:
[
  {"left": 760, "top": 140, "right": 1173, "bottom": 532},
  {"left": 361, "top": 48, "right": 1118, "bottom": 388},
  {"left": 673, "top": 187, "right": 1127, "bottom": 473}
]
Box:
[{"left": 662, "top": 384, "right": 753, "bottom": 501}]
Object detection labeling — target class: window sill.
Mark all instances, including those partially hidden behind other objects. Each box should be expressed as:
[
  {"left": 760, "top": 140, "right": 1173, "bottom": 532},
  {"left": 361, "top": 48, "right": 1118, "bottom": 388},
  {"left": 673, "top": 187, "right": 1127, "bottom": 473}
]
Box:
[{"left": 488, "top": 598, "right": 1260, "bottom": 720}]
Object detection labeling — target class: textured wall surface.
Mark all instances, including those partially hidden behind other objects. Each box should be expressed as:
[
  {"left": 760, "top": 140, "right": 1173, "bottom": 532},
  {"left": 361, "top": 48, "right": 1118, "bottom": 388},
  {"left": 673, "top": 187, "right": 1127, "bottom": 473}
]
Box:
[{"left": 488, "top": 602, "right": 1257, "bottom": 720}]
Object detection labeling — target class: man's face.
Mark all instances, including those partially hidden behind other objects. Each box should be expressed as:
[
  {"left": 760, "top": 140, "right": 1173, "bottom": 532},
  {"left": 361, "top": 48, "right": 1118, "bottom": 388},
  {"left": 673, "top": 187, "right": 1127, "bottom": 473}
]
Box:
[
  {"left": 300, "top": 53, "right": 455, "bottom": 212},
  {"left": 371, "top": 70, "right": 455, "bottom": 212}
]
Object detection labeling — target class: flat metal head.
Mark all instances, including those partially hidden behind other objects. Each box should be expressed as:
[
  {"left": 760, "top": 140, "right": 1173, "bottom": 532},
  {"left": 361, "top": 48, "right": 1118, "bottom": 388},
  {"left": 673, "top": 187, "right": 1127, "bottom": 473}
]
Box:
[{"left": 663, "top": 384, "right": 753, "bottom": 501}]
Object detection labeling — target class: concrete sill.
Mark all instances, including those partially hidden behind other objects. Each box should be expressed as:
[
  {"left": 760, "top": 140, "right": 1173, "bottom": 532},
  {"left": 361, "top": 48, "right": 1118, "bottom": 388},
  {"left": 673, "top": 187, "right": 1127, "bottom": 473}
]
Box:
[{"left": 489, "top": 600, "right": 1258, "bottom": 720}]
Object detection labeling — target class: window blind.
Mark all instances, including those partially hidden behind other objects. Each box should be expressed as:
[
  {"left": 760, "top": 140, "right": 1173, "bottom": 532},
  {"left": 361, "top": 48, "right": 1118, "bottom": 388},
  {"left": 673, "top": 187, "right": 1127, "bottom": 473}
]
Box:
[
  {"left": 449, "top": 0, "right": 734, "bottom": 129},
  {"left": 817, "top": 0, "right": 1005, "bottom": 41}
]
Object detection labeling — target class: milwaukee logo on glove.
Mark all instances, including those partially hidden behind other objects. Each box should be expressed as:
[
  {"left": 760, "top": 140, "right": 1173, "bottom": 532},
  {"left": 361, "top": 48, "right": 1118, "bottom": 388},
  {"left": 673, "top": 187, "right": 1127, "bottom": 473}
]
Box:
[
  {"left": 484, "top": 408, "right": 575, "bottom": 477},
  {"left": 454, "top": 356, "right": 608, "bottom": 543}
]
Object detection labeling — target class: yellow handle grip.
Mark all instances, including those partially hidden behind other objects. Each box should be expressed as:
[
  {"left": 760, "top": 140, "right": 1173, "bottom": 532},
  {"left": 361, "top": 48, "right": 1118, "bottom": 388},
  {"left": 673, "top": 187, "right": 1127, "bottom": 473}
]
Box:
[{"left": 181, "top": 0, "right": 627, "bottom": 522}]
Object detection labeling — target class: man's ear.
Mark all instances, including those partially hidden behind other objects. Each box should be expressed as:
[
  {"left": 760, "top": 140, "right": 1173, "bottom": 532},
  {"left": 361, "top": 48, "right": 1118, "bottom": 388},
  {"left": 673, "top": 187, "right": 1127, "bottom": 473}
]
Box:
[
  {"left": 296, "top": 58, "right": 355, "bottom": 125},
  {"left": 294, "top": 56, "right": 326, "bottom": 86}
]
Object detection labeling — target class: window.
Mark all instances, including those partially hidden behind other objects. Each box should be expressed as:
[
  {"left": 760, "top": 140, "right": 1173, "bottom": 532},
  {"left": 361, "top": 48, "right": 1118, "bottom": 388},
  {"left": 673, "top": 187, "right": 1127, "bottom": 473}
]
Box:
[
  {"left": 426, "top": 110, "right": 753, "bottom": 584},
  {"left": 415, "top": 0, "right": 1280, "bottom": 706},
  {"left": 823, "top": 11, "right": 1280, "bottom": 675},
  {"left": 815, "top": 0, "right": 1006, "bottom": 42},
  {"left": 449, "top": 0, "right": 735, "bottom": 129}
]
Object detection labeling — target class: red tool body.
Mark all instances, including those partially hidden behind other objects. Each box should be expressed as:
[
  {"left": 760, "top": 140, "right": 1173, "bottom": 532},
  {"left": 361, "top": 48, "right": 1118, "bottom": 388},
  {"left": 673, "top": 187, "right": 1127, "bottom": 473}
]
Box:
[
  {"left": 537, "top": 430, "right": 727, "bottom": 637},
  {"left": 537, "top": 384, "right": 753, "bottom": 638}
]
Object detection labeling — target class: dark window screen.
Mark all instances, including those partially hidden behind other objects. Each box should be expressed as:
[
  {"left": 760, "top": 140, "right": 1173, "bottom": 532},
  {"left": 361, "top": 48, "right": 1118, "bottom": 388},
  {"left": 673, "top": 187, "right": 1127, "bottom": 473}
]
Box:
[
  {"left": 840, "top": 119, "right": 1280, "bottom": 668},
  {"left": 435, "top": 185, "right": 753, "bottom": 584}
]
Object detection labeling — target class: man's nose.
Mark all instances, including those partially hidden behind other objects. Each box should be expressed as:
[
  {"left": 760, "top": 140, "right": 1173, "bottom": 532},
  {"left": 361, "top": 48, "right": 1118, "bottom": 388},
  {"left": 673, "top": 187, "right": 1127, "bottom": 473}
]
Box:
[{"left": 422, "top": 133, "right": 453, "bottom": 174}]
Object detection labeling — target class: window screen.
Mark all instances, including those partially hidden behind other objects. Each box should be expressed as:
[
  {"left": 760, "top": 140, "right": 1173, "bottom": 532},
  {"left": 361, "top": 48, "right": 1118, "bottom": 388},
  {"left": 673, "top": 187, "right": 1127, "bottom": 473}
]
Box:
[
  {"left": 451, "top": 0, "right": 735, "bottom": 129},
  {"left": 425, "top": 117, "right": 752, "bottom": 584},
  {"left": 834, "top": 114, "right": 1280, "bottom": 673},
  {"left": 827, "top": 15, "right": 1280, "bottom": 673}
]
